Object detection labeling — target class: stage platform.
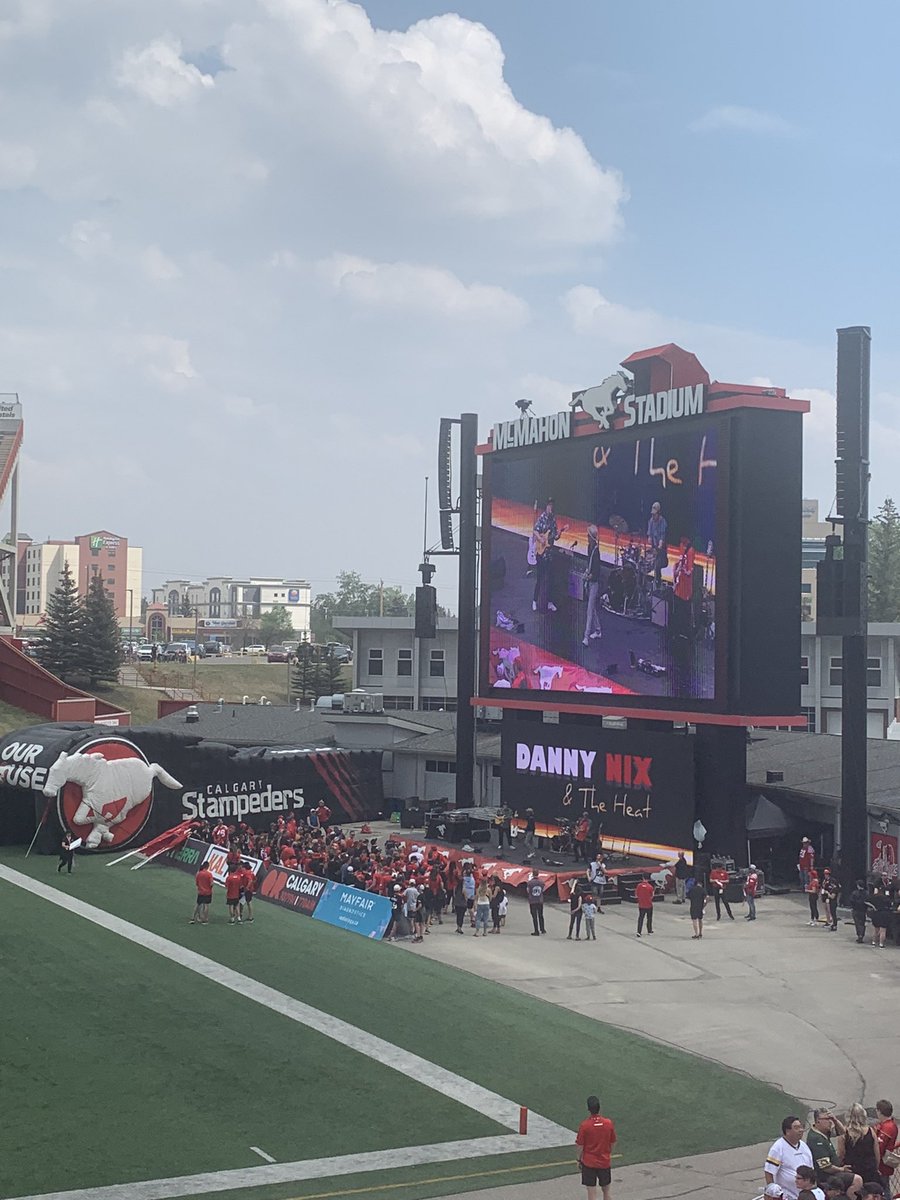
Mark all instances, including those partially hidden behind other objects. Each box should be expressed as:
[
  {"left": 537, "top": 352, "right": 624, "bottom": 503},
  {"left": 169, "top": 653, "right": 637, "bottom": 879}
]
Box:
[{"left": 389, "top": 830, "right": 675, "bottom": 903}]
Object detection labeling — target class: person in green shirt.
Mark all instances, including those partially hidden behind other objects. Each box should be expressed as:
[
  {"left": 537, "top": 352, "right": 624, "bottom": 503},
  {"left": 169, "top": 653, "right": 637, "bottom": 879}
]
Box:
[{"left": 806, "top": 1111, "right": 861, "bottom": 1193}]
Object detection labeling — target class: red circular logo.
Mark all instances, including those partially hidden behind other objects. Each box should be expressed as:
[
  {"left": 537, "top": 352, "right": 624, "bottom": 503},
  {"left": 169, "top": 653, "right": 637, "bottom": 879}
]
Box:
[{"left": 54, "top": 738, "right": 154, "bottom": 852}]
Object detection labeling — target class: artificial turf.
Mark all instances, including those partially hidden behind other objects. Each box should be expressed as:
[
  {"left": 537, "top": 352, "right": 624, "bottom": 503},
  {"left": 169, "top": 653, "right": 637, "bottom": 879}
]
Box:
[{"left": 0, "top": 847, "right": 797, "bottom": 1199}]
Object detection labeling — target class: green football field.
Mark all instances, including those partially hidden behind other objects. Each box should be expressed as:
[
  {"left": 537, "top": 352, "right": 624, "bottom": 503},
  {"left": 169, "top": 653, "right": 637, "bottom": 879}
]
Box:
[{"left": 0, "top": 848, "right": 796, "bottom": 1200}]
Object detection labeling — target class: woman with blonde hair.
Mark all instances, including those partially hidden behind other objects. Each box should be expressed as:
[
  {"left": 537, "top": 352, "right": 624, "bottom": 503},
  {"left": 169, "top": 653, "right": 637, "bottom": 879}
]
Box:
[
  {"left": 838, "top": 1102, "right": 879, "bottom": 1182},
  {"left": 473, "top": 878, "right": 491, "bottom": 937}
]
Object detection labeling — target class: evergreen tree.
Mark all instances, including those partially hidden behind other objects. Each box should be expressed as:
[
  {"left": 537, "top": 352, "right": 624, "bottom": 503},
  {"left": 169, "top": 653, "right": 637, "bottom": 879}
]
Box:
[
  {"left": 81, "top": 574, "right": 124, "bottom": 686},
  {"left": 868, "top": 498, "right": 900, "bottom": 621},
  {"left": 37, "top": 562, "right": 85, "bottom": 683},
  {"left": 318, "top": 644, "right": 345, "bottom": 695},
  {"left": 291, "top": 643, "right": 325, "bottom": 704}
]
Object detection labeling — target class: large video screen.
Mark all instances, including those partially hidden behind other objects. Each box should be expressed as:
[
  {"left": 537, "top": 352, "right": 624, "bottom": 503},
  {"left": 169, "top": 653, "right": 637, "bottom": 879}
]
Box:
[{"left": 481, "top": 418, "right": 724, "bottom": 707}]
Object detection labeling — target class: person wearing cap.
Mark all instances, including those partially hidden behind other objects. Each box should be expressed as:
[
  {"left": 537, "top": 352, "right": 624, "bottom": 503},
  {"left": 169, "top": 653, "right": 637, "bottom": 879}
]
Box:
[
  {"left": 798, "top": 837, "right": 815, "bottom": 890},
  {"left": 765, "top": 1186, "right": 785, "bottom": 1199},
  {"left": 744, "top": 865, "right": 759, "bottom": 920},
  {"left": 765, "top": 1116, "right": 813, "bottom": 1200},
  {"left": 860, "top": 1181, "right": 885, "bottom": 1199}
]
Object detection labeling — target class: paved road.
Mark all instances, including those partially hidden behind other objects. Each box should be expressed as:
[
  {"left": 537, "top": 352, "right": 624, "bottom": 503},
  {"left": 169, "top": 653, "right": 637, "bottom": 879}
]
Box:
[{"left": 379, "top": 840, "right": 900, "bottom": 1200}]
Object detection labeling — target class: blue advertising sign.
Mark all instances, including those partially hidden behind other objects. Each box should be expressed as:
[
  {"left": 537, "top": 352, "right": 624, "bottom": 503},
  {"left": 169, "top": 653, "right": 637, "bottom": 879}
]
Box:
[{"left": 312, "top": 881, "right": 393, "bottom": 939}]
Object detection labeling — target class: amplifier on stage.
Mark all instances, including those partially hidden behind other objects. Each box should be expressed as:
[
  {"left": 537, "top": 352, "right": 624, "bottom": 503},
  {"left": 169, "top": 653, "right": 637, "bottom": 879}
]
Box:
[
  {"left": 651, "top": 590, "right": 670, "bottom": 627},
  {"left": 427, "top": 811, "right": 470, "bottom": 843}
]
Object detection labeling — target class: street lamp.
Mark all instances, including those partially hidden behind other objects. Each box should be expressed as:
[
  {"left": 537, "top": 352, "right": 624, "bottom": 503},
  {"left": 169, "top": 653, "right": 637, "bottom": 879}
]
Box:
[{"left": 127, "top": 589, "right": 134, "bottom": 653}]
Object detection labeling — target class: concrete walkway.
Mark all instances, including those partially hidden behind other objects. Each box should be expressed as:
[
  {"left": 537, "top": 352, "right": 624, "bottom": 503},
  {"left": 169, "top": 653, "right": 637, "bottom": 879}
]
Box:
[{"left": 388, "top": 864, "right": 900, "bottom": 1200}]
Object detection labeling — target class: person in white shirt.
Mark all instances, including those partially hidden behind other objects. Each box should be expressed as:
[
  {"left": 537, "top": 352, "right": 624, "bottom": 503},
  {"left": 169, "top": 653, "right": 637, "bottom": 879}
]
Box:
[{"left": 765, "top": 1116, "right": 814, "bottom": 1200}]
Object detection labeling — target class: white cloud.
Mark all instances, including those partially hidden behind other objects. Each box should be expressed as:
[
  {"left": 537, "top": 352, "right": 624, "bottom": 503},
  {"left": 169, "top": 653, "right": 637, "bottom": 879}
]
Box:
[
  {"left": 690, "top": 105, "right": 798, "bottom": 137},
  {"left": 140, "top": 245, "right": 182, "bottom": 282},
  {"left": 61, "top": 219, "right": 113, "bottom": 260},
  {"left": 117, "top": 35, "right": 215, "bottom": 106},
  {"left": 251, "top": 1, "right": 625, "bottom": 246},
  {"left": 0, "top": 141, "right": 36, "bottom": 189},
  {"left": 320, "top": 254, "right": 529, "bottom": 325},
  {"left": 125, "top": 334, "right": 198, "bottom": 390}
]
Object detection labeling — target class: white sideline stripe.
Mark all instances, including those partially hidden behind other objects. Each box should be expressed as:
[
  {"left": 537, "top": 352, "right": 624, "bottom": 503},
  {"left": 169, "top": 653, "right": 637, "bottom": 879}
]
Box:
[
  {"left": 7, "top": 1132, "right": 572, "bottom": 1200},
  {"left": 248, "top": 1148, "right": 275, "bottom": 1164},
  {"left": 0, "top": 866, "right": 573, "bottom": 1199}
]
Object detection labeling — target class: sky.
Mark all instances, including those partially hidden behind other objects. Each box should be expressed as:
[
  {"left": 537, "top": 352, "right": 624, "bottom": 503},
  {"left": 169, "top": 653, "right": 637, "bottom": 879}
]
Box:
[{"left": 2, "top": 0, "right": 900, "bottom": 611}]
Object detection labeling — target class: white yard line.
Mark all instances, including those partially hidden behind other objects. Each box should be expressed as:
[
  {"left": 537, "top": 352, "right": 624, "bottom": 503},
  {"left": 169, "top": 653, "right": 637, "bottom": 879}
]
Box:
[
  {"left": 0, "top": 865, "right": 573, "bottom": 1200},
  {"left": 248, "top": 1148, "right": 276, "bottom": 1165},
  {"left": 6, "top": 1134, "right": 571, "bottom": 1200}
]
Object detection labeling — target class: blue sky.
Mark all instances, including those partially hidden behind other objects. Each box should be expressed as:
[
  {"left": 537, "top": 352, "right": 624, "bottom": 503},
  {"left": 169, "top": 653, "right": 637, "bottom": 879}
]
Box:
[{"left": 1, "top": 0, "right": 897, "bottom": 608}]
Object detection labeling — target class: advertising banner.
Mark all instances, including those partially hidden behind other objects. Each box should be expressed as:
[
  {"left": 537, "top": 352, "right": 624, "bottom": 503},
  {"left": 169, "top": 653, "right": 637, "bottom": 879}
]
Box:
[
  {"left": 257, "top": 864, "right": 328, "bottom": 916},
  {"left": 164, "top": 836, "right": 207, "bottom": 874},
  {"left": 871, "top": 831, "right": 899, "bottom": 880},
  {"left": 312, "top": 882, "right": 393, "bottom": 939},
  {"left": 0, "top": 722, "right": 384, "bottom": 853},
  {"left": 501, "top": 717, "right": 695, "bottom": 854},
  {"left": 202, "top": 843, "right": 263, "bottom": 886}
]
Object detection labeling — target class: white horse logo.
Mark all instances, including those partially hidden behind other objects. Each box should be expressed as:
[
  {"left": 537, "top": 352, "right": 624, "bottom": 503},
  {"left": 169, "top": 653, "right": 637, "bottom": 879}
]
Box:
[{"left": 43, "top": 750, "right": 182, "bottom": 849}]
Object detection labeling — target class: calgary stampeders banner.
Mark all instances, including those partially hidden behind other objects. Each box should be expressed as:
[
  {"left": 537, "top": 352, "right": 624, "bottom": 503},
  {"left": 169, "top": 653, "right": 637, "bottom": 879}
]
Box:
[
  {"left": 0, "top": 723, "right": 383, "bottom": 853},
  {"left": 161, "top": 836, "right": 392, "bottom": 939}
]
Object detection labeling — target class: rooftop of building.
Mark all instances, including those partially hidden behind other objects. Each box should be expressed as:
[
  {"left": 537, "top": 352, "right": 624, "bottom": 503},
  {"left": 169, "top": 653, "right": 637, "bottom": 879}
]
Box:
[
  {"left": 747, "top": 729, "right": 900, "bottom": 813},
  {"left": 337, "top": 615, "right": 458, "bottom": 630}
]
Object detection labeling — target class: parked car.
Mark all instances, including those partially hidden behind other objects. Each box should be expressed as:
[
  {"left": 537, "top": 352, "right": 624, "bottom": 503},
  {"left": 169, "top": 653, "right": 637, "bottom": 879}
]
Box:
[
  {"left": 200, "top": 641, "right": 223, "bottom": 656},
  {"left": 241, "top": 644, "right": 266, "bottom": 656},
  {"left": 161, "top": 642, "right": 192, "bottom": 662},
  {"left": 136, "top": 644, "right": 156, "bottom": 661},
  {"left": 267, "top": 644, "right": 290, "bottom": 663},
  {"left": 324, "top": 642, "right": 353, "bottom": 663}
]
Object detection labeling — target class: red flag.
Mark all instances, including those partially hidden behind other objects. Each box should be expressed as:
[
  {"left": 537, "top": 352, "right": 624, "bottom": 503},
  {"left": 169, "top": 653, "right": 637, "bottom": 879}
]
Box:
[{"left": 136, "top": 819, "right": 199, "bottom": 859}]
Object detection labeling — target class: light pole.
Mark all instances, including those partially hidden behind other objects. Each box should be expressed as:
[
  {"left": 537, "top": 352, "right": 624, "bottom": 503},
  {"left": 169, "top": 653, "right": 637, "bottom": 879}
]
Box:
[{"left": 127, "top": 589, "right": 134, "bottom": 651}]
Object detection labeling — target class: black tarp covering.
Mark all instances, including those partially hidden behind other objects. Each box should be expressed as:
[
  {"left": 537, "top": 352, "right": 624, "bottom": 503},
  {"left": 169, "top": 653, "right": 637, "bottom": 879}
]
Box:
[{"left": 0, "top": 723, "right": 384, "bottom": 852}]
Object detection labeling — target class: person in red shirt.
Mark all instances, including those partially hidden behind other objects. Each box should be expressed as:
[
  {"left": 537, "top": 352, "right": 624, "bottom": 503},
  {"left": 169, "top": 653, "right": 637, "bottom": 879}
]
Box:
[
  {"left": 225, "top": 866, "right": 243, "bottom": 924},
  {"left": 709, "top": 866, "right": 734, "bottom": 921},
  {"left": 191, "top": 864, "right": 214, "bottom": 925},
  {"left": 805, "top": 868, "right": 820, "bottom": 925},
  {"left": 280, "top": 842, "right": 298, "bottom": 869},
  {"left": 239, "top": 865, "right": 256, "bottom": 923},
  {"left": 634, "top": 877, "right": 655, "bottom": 937},
  {"left": 575, "top": 1095, "right": 617, "bottom": 1200},
  {"left": 315, "top": 801, "right": 332, "bottom": 829},
  {"left": 875, "top": 1098, "right": 898, "bottom": 1183}
]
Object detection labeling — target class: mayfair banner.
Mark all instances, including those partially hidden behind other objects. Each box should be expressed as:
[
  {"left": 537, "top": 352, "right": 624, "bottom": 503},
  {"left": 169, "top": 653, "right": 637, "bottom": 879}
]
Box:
[{"left": 312, "top": 881, "right": 393, "bottom": 939}]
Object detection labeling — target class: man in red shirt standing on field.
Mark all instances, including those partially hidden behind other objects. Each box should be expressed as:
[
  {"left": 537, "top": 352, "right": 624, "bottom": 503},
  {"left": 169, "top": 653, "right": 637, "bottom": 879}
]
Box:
[
  {"left": 191, "top": 862, "right": 214, "bottom": 925},
  {"left": 225, "top": 866, "right": 243, "bottom": 924},
  {"left": 576, "top": 1095, "right": 617, "bottom": 1200},
  {"left": 239, "top": 863, "right": 256, "bottom": 923},
  {"left": 635, "top": 876, "right": 655, "bottom": 937}
]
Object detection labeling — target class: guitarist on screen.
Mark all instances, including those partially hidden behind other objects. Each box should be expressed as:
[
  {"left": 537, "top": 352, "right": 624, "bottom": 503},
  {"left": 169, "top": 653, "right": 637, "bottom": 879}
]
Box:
[{"left": 532, "top": 497, "right": 567, "bottom": 614}]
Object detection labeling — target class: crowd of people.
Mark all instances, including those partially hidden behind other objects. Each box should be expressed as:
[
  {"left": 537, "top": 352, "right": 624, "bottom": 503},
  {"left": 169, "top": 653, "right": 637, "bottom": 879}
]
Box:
[{"left": 764, "top": 1104, "right": 899, "bottom": 1200}]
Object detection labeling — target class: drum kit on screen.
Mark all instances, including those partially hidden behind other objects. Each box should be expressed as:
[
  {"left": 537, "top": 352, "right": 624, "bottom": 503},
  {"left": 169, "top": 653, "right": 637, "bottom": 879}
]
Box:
[{"left": 601, "top": 515, "right": 655, "bottom": 621}]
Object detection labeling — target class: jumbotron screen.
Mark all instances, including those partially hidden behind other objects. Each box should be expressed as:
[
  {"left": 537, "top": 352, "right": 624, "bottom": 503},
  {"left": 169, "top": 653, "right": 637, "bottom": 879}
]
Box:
[{"left": 481, "top": 418, "right": 725, "bottom": 706}]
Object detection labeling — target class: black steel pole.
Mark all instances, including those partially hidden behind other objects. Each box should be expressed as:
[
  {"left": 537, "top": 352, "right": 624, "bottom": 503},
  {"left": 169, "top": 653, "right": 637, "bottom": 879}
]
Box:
[
  {"left": 455, "top": 413, "right": 478, "bottom": 808},
  {"left": 836, "top": 326, "right": 871, "bottom": 894}
]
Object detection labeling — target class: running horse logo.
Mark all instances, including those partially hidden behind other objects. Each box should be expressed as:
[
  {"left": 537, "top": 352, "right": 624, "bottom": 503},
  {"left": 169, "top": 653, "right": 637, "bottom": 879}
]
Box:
[{"left": 43, "top": 744, "right": 182, "bottom": 850}]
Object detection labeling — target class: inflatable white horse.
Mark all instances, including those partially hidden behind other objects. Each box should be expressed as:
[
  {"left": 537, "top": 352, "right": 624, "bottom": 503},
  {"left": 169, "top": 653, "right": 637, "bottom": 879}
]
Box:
[{"left": 43, "top": 751, "right": 182, "bottom": 849}]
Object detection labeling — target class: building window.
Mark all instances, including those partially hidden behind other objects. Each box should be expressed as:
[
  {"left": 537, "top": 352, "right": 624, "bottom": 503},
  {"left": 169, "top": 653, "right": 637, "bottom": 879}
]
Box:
[
  {"left": 209, "top": 587, "right": 221, "bottom": 619},
  {"left": 492, "top": 765, "right": 501, "bottom": 777},
  {"left": 800, "top": 656, "right": 809, "bottom": 686},
  {"left": 867, "top": 657, "right": 882, "bottom": 688},
  {"left": 429, "top": 649, "right": 445, "bottom": 677},
  {"left": 829, "top": 656, "right": 842, "bottom": 686},
  {"left": 800, "top": 706, "right": 817, "bottom": 733},
  {"left": 382, "top": 695, "right": 414, "bottom": 711},
  {"left": 800, "top": 582, "right": 812, "bottom": 593},
  {"left": 168, "top": 589, "right": 179, "bottom": 617},
  {"left": 397, "top": 648, "right": 413, "bottom": 677},
  {"left": 368, "top": 648, "right": 383, "bottom": 676},
  {"left": 421, "top": 696, "right": 456, "bottom": 712},
  {"left": 425, "top": 760, "right": 456, "bottom": 774}
]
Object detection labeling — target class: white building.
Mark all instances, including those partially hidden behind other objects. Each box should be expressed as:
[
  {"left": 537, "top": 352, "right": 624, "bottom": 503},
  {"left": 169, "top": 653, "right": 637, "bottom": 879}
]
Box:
[
  {"left": 151, "top": 577, "right": 311, "bottom": 639},
  {"left": 339, "top": 616, "right": 459, "bottom": 711}
]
